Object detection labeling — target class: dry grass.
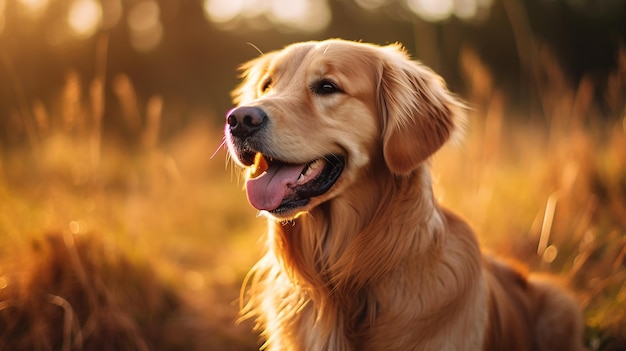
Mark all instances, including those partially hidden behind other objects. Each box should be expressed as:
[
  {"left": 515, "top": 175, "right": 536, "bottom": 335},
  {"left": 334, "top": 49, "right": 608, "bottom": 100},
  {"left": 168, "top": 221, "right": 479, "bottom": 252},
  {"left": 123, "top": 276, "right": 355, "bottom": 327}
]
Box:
[
  {"left": 1, "top": 232, "right": 179, "bottom": 350},
  {"left": 433, "top": 45, "right": 626, "bottom": 350},
  {"left": 0, "top": 44, "right": 624, "bottom": 350},
  {"left": 0, "top": 70, "right": 261, "bottom": 350}
]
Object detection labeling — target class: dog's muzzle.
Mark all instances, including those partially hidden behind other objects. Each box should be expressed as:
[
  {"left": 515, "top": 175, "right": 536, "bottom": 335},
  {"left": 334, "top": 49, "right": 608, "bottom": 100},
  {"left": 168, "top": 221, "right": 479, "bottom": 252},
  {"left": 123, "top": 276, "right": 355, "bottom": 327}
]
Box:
[{"left": 225, "top": 106, "right": 345, "bottom": 216}]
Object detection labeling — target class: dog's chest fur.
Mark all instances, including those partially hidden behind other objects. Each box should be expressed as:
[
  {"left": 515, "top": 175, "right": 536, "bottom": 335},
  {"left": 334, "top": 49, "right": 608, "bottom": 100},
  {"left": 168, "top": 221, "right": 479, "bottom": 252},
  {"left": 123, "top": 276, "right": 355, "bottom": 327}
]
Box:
[{"left": 251, "top": 170, "right": 489, "bottom": 350}]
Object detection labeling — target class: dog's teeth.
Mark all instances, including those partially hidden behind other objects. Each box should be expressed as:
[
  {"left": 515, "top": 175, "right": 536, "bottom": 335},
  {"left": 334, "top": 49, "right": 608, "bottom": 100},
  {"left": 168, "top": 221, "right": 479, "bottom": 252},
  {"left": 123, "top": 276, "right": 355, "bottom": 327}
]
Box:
[
  {"left": 299, "top": 160, "right": 321, "bottom": 181},
  {"left": 309, "top": 159, "right": 322, "bottom": 171},
  {"left": 305, "top": 160, "right": 321, "bottom": 175}
]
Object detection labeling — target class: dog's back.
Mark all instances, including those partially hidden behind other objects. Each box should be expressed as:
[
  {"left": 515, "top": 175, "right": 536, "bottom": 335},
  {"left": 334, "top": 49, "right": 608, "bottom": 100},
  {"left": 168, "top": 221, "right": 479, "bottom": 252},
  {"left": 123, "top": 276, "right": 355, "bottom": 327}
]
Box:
[{"left": 484, "top": 257, "right": 585, "bottom": 351}]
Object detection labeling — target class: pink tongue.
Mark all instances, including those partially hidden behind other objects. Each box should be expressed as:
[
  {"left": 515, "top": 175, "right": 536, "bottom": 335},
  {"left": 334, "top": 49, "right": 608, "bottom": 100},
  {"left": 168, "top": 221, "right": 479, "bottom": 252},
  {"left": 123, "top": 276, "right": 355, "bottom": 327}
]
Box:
[{"left": 246, "top": 162, "right": 307, "bottom": 211}]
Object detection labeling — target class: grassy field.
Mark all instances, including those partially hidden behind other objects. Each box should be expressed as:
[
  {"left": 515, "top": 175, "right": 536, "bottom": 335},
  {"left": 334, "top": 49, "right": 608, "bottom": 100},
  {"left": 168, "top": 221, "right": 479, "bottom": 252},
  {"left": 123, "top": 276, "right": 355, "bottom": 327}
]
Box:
[{"left": 0, "top": 51, "right": 625, "bottom": 350}]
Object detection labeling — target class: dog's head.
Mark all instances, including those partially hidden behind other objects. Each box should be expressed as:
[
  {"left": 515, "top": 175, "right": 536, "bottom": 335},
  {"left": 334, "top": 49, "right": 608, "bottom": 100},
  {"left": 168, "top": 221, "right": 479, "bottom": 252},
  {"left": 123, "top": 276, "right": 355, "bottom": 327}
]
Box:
[{"left": 225, "top": 39, "right": 464, "bottom": 220}]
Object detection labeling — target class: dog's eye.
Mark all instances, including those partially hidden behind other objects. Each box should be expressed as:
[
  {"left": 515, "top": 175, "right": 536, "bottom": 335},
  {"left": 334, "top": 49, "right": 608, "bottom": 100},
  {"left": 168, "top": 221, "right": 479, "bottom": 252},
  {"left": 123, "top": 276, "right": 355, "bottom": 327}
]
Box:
[
  {"left": 312, "top": 80, "right": 340, "bottom": 95},
  {"left": 261, "top": 78, "right": 272, "bottom": 93}
]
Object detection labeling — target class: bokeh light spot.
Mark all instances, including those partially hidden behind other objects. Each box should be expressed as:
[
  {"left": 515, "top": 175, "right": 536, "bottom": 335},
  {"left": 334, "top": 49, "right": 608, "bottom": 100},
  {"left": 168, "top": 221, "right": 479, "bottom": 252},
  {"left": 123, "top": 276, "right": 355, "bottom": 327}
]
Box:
[
  {"left": 184, "top": 271, "right": 205, "bottom": 291},
  {"left": 406, "top": 0, "right": 453, "bottom": 22},
  {"left": 101, "top": 0, "right": 122, "bottom": 30},
  {"left": 542, "top": 245, "right": 558, "bottom": 264},
  {"left": 69, "top": 220, "right": 81, "bottom": 234},
  {"left": 17, "top": 0, "right": 48, "bottom": 19},
  {"left": 203, "top": 0, "right": 244, "bottom": 23},
  {"left": 454, "top": 0, "right": 477, "bottom": 19},
  {"left": 128, "top": 0, "right": 159, "bottom": 33},
  {"left": 270, "top": 0, "right": 307, "bottom": 23},
  {"left": 127, "top": 0, "right": 162, "bottom": 52},
  {"left": 0, "top": 0, "right": 5, "bottom": 35},
  {"left": 269, "top": 0, "right": 330, "bottom": 32},
  {"left": 355, "top": 0, "right": 391, "bottom": 10},
  {"left": 204, "top": 0, "right": 329, "bottom": 32},
  {"left": 68, "top": 0, "right": 102, "bottom": 39}
]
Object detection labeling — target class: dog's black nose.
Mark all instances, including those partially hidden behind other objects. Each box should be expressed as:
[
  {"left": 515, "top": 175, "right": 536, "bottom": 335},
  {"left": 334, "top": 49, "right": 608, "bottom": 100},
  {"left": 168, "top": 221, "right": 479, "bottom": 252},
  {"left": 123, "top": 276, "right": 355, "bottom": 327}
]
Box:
[{"left": 227, "top": 106, "right": 267, "bottom": 138}]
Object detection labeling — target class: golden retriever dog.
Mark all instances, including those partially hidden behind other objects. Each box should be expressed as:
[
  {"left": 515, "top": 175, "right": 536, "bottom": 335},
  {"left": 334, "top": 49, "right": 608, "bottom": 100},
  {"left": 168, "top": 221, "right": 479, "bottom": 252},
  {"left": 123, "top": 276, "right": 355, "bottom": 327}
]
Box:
[{"left": 224, "top": 39, "right": 585, "bottom": 350}]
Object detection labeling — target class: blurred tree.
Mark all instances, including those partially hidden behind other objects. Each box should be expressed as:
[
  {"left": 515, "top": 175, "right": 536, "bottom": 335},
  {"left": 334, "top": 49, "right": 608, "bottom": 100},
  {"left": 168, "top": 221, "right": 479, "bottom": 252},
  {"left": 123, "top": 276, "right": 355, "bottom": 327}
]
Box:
[{"left": 0, "top": 0, "right": 623, "bottom": 145}]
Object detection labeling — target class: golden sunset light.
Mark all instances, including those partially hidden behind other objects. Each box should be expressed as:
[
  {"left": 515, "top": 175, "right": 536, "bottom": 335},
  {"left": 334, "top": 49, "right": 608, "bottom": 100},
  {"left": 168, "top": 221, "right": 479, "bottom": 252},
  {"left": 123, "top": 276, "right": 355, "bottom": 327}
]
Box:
[
  {"left": 17, "top": 0, "right": 48, "bottom": 19},
  {"left": 100, "top": 0, "right": 122, "bottom": 30},
  {"left": 203, "top": 0, "right": 245, "bottom": 24},
  {"left": 68, "top": 0, "right": 102, "bottom": 39},
  {"left": 0, "top": 0, "right": 623, "bottom": 349},
  {"left": 203, "top": 0, "right": 330, "bottom": 32},
  {"left": 0, "top": 0, "right": 5, "bottom": 35}
]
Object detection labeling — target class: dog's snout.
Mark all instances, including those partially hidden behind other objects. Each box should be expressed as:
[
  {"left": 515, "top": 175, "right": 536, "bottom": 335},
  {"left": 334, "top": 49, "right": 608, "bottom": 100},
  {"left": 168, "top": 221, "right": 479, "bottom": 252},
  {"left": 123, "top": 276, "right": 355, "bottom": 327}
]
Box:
[{"left": 227, "top": 106, "right": 267, "bottom": 138}]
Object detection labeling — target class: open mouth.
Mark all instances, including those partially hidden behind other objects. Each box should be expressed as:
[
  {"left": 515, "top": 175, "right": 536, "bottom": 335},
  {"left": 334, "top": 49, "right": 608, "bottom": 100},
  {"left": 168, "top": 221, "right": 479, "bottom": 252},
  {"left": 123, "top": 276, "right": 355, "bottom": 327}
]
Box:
[{"left": 244, "top": 152, "right": 345, "bottom": 215}]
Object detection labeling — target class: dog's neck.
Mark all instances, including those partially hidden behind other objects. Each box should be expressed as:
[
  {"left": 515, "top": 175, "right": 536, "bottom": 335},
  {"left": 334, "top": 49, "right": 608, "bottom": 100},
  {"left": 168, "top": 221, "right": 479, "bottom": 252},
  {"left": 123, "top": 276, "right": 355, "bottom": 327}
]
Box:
[
  {"left": 266, "top": 164, "right": 447, "bottom": 333},
  {"left": 273, "top": 164, "right": 443, "bottom": 280}
]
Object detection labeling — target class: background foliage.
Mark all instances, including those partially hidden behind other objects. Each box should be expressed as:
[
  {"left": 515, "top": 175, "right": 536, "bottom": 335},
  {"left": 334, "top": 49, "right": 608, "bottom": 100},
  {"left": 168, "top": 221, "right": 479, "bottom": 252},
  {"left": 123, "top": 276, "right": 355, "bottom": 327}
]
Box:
[{"left": 0, "top": 0, "right": 624, "bottom": 349}]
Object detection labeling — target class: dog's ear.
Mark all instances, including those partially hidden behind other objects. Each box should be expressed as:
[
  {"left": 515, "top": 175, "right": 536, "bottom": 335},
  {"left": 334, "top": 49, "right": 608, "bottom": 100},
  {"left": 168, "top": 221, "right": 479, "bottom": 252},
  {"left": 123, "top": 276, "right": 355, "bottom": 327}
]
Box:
[{"left": 378, "top": 45, "right": 465, "bottom": 175}]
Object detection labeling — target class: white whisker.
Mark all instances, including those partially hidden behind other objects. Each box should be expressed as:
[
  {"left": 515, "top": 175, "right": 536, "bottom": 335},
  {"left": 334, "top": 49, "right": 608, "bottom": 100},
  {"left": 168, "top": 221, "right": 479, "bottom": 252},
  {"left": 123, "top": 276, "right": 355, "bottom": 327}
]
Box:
[
  {"left": 211, "top": 137, "right": 227, "bottom": 160},
  {"left": 247, "top": 42, "right": 264, "bottom": 56}
]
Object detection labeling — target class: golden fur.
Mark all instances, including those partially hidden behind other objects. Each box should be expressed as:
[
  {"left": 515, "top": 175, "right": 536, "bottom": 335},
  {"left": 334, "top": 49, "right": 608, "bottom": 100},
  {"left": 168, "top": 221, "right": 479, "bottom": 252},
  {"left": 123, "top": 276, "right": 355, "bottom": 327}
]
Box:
[{"left": 225, "top": 39, "right": 584, "bottom": 350}]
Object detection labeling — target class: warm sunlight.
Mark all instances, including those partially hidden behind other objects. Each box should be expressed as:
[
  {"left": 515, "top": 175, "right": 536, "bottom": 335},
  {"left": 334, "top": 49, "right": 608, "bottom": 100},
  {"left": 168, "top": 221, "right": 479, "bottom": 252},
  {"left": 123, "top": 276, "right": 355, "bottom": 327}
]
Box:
[
  {"left": 68, "top": 0, "right": 102, "bottom": 39},
  {"left": 456, "top": 0, "right": 493, "bottom": 19},
  {"left": 405, "top": 0, "right": 492, "bottom": 21},
  {"left": 203, "top": 0, "right": 245, "bottom": 23},
  {"left": 0, "top": 0, "right": 5, "bottom": 35},
  {"left": 269, "top": 0, "right": 330, "bottom": 32},
  {"left": 202, "top": 0, "right": 489, "bottom": 30},
  {"left": 406, "top": 0, "right": 454, "bottom": 22},
  {"left": 101, "top": 0, "right": 122, "bottom": 30},
  {"left": 453, "top": 0, "right": 479, "bottom": 19},
  {"left": 17, "top": 0, "right": 48, "bottom": 19},
  {"left": 0, "top": 1, "right": 624, "bottom": 349},
  {"left": 203, "top": 0, "right": 330, "bottom": 32},
  {"left": 127, "top": 0, "right": 162, "bottom": 52},
  {"left": 354, "top": 0, "right": 392, "bottom": 10}
]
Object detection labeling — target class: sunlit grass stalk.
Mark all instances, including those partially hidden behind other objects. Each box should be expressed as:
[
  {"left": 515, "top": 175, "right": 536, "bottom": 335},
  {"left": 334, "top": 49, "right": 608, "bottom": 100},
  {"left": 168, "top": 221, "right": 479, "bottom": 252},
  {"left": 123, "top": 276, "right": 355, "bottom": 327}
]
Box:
[
  {"left": 45, "top": 293, "right": 83, "bottom": 351},
  {"left": 538, "top": 191, "right": 558, "bottom": 257},
  {"left": 89, "top": 34, "right": 109, "bottom": 179},
  {"left": 142, "top": 96, "right": 163, "bottom": 150},
  {"left": 0, "top": 52, "right": 42, "bottom": 170},
  {"left": 113, "top": 74, "right": 142, "bottom": 133}
]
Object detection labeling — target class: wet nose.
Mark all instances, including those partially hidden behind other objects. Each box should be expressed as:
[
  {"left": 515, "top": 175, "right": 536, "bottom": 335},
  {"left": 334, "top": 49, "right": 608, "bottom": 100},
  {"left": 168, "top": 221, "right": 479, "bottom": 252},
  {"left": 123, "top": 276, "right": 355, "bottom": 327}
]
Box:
[{"left": 226, "top": 106, "right": 267, "bottom": 138}]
